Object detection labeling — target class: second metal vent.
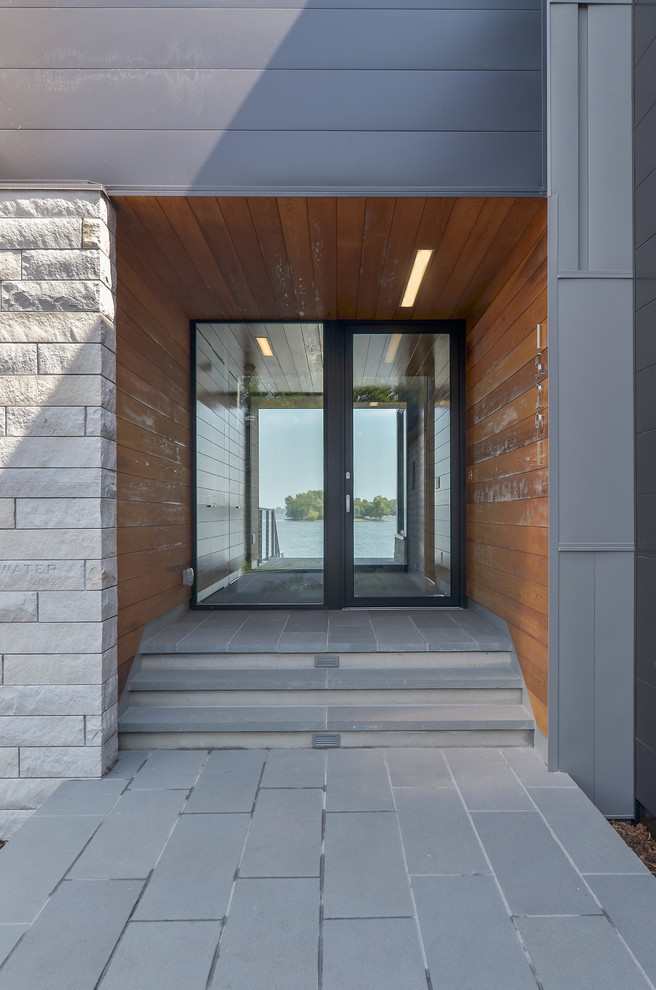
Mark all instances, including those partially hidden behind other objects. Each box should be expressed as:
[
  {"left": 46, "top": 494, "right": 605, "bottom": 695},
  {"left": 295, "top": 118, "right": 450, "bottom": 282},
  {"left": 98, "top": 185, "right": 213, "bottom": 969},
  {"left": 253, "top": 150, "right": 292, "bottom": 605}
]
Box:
[{"left": 315, "top": 655, "right": 340, "bottom": 668}]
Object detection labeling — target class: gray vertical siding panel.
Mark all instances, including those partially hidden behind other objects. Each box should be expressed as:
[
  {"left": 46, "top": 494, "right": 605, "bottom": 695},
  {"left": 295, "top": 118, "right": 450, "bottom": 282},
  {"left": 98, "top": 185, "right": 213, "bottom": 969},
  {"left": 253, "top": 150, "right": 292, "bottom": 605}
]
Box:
[
  {"left": 635, "top": 0, "right": 656, "bottom": 820},
  {"left": 0, "top": 4, "right": 544, "bottom": 193}
]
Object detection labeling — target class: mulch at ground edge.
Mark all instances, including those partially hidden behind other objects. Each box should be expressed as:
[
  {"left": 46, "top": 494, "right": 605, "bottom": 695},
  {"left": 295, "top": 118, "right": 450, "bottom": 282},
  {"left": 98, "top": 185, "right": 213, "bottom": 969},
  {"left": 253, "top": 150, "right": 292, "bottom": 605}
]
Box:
[{"left": 611, "top": 821, "right": 656, "bottom": 877}]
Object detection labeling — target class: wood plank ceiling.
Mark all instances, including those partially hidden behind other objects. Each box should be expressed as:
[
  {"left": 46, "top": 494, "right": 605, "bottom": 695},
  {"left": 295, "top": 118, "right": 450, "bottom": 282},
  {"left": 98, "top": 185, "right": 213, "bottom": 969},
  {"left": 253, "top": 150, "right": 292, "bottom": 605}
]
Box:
[{"left": 114, "top": 196, "right": 545, "bottom": 324}]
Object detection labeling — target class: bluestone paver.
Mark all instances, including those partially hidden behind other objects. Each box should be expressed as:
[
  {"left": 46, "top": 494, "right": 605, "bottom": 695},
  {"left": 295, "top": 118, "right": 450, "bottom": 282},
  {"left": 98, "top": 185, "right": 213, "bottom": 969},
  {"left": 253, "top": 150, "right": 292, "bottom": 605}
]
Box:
[
  {"left": 528, "top": 786, "right": 649, "bottom": 874},
  {"left": 471, "top": 811, "right": 600, "bottom": 915},
  {"left": 34, "top": 778, "right": 126, "bottom": 817},
  {"left": 240, "top": 788, "right": 322, "bottom": 878},
  {"left": 104, "top": 750, "right": 149, "bottom": 779},
  {"left": 99, "top": 921, "right": 220, "bottom": 990},
  {"left": 134, "top": 813, "right": 250, "bottom": 921},
  {"left": 585, "top": 874, "right": 656, "bottom": 982},
  {"left": 0, "top": 927, "right": 27, "bottom": 967},
  {"left": 68, "top": 789, "right": 186, "bottom": 879},
  {"left": 261, "top": 748, "right": 325, "bottom": 788},
  {"left": 0, "top": 814, "right": 103, "bottom": 923},
  {"left": 322, "top": 918, "right": 427, "bottom": 990},
  {"left": 184, "top": 749, "right": 265, "bottom": 813},
  {"left": 386, "top": 747, "right": 452, "bottom": 788},
  {"left": 323, "top": 812, "right": 413, "bottom": 918},
  {"left": 0, "top": 879, "right": 142, "bottom": 990},
  {"left": 129, "top": 749, "right": 207, "bottom": 790},
  {"left": 326, "top": 748, "right": 394, "bottom": 811},
  {"left": 502, "top": 747, "right": 576, "bottom": 787},
  {"left": 210, "top": 878, "right": 319, "bottom": 990},
  {"left": 413, "top": 875, "right": 537, "bottom": 990},
  {"left": 516, "top": 915, "right": 652, "bottom": 990},
  {"left": 446, "top": 747, "right": 533, "bottom": 810},
  {"left": 395, "top": 787, "right": 490, "bottom": 876}
]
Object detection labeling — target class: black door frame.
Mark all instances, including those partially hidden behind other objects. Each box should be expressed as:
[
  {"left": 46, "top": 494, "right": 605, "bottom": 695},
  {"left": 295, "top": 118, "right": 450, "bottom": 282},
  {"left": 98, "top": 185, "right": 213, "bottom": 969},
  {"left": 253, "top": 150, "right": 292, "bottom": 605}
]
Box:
[
  {"left": 191, "top": 319, "right": 466, "bottom": 609},
  {"left": 323, "top": 320, "right": 466, "bottom": 609}
]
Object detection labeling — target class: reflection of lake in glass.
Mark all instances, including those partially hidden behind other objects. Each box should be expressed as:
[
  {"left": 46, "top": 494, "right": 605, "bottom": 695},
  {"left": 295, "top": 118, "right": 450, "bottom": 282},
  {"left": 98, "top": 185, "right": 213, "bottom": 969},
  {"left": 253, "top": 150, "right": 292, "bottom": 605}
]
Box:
[{"left": 275, "top": 517, "right": 397, "bottom": 559}]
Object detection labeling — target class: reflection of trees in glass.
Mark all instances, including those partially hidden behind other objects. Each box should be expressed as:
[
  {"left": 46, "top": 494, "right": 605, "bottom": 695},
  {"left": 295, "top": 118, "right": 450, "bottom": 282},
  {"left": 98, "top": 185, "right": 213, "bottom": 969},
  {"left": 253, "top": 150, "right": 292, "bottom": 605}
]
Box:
[
  {"left": 354, "top": 496, "right": 397, "bottom": 520},
  {"left": 285, "top": 490, "right": 324, "bottom": 520},
  {"left": 352, "top": 385, "right": 399, "bottom": 403}
]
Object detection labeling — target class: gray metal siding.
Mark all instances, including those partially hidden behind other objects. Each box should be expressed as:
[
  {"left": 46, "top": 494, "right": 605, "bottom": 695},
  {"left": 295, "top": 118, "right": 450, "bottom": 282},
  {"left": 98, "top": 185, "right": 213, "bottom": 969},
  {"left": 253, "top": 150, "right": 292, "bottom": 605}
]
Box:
[
  {"left": 634, "top": 0, "right": 656, "bottom": 820},
  {"left": 0, "top": 3, "right": 544, "bottom": 194}
]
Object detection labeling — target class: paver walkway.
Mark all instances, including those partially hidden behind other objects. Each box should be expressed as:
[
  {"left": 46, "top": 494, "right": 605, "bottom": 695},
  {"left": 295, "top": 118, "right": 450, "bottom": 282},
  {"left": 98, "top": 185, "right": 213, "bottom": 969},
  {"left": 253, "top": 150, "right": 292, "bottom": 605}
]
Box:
[{"left": 0, "top": 747, "right": 655, "bottom": 989}]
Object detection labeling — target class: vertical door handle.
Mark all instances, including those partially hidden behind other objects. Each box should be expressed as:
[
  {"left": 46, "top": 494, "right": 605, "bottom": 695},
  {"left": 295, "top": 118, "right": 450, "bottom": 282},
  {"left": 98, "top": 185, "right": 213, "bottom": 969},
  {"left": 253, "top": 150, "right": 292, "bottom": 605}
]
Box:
[{"left": 346, "top": 494, "right": 351, "bottom": 513}]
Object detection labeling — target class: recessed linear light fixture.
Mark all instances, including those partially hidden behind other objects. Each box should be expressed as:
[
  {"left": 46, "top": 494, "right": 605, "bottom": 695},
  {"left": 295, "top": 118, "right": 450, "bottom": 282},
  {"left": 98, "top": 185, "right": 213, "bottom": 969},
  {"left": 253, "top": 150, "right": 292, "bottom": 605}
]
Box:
[
  {"left": 384, "top": 332, "right": 402, "bottom": 364},
  {"left": 255, "top": 337, "right": 273, "bottom": 357},
  {"left": 400, "top": 249, "right": 434, "bottom": 308}
]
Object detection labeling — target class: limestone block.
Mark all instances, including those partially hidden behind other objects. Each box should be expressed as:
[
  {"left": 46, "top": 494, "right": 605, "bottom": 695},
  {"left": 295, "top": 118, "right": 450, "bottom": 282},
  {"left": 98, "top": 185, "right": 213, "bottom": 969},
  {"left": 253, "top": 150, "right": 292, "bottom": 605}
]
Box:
[
  {"left": 0, "top": 528, "right": 106, "bottom": 559},
  {"left": 0, "top": 809, "right": 35, "bottom": 839},
  {"left": 16, "top": 497, "right": 106, "bottom": 530},
  {"left": 85, "top": 556, "right": 118, "bottom": 591},
  {"left": 0, "top": 684, "right": 101, "bottom": 716},
  {"left": 0, "top": 373, "right": 110, "bottom": 407},
  {"left": 22, "top": 249, "right": 112, "bottom": 286},
  {"left": 0, "top": 409, "right": 4, "bottom": 436},
  {"left": 0, "top": 592, "right": 37, "bottom": 622},
  {"left": 0, "top": 218, "right": 81, "bottom": 250},
  {"left": 0, "top": 499, "right": 14, "bottom": 528},
  {"left": 82, "top": 218, "right": 111, "bottom": 256},
  {"left": 0, "top": 343, "right": 38, "bottom": 374},
  {"left": 0, "top": 622, "right": 105, "bottom": 654},
  {"left": 85, "top": 704, "right": 118, "bottom": 746},
  {"left": 37, "top": 342, "right": 114, "bottom": 377},
  {"left": 0, "top": 436, "right": 107, "bottom": 469},
  {"left": 0, "top": 749, "right": 18, "bottom": 777},
  {"left": 102, "top": 732, "right": 119, "bottom": 771},
  {"left": 0, "top": 715, "right": 84, "bottom": 746},
  {"left": 6, "top": 406, "right": 86, "bottom": 437},
  {"left": 85, "top": 406, "right": 116, "bottom": 439},
  {"left": 0, "top": 312, "right": 113, "bottom": 345},
  {"left": 103, "top": 673, "right": 118, "bottom": 711},
  {"left": 0, "top": 560, "right": 85, "bottom": 592},
  {"left": 38, "top": 590, "right": 104, "bottom": 623},
  {"left": 0, "top": 467, "right": 107, "bottom": 499},
  {"left": 19, "top": 746, "right": 105, "bottom": 779},
  {"left": 1, "top": 279, "right": 104, "bottom": 314},
  {"left": 0, "top": 252, "right": 21, "bottom": 280},
  {"left": 4, "top": 650, "right": 111, "bottom": 685},
  {"left": 0, "top": 192, "right": 109, "bottom": 220},
  {"left": 0, "top": 778, "right": 60, "bottom": 809}
]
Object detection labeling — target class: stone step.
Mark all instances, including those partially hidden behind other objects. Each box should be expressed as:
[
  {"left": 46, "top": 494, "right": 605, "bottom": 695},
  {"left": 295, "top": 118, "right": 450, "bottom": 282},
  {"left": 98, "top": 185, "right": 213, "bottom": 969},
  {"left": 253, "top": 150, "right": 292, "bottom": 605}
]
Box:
[
  {"left": 118, "top": 703, "right": 534, "bottom": 750},
  {"left": 140, "top": 650, "right": 514, "bottom": 671},
  {"left": 126, "top": 665, "right": 523, "bottom": 708}
]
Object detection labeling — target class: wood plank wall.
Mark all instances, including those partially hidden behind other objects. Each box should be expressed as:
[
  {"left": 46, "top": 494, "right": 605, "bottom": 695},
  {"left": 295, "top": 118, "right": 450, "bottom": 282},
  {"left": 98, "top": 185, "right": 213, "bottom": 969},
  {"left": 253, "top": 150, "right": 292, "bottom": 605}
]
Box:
[
  {"left": 115, "top": 206, "right": 193, "bottom": 691},
  {"left": 465, "top": 202, "right": 548, "bottom": 735}
]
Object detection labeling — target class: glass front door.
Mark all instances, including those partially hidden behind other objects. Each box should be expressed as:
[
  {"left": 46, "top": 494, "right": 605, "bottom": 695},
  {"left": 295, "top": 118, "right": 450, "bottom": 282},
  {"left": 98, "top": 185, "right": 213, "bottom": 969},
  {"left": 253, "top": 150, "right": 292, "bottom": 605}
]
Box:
[
  {"left": 346, "top": 328, "right": 460, "bottom": 605},
  {"left": 193, "top": 322, "right": 463, "bottom": 608}
]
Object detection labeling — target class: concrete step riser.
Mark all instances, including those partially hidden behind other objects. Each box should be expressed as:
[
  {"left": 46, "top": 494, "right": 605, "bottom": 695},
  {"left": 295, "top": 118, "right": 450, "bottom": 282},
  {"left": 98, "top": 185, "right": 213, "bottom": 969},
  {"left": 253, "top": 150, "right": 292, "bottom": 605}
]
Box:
[
  {"left": 141, "top": 650, "right": 513, "bottom": 671},
  {"left": 119, "top": 728, "right": 534, "bottom": 749},
  {"left": 127, "top": 687, "right": 524, "bottom": 707}
]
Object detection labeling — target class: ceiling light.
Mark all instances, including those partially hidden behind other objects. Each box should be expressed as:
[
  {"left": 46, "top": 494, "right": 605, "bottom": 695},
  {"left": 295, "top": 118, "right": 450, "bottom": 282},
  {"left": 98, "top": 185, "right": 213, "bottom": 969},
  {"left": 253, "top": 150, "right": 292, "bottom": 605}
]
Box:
[
  {"left": 256, "top": 337, "right": 273, "bottom": 357},
  {"left": 384, "top": 333, "right": 402, "bottom": 364},
  {"left": 400, "top": 249, "right": 434, "bottom": 308}
]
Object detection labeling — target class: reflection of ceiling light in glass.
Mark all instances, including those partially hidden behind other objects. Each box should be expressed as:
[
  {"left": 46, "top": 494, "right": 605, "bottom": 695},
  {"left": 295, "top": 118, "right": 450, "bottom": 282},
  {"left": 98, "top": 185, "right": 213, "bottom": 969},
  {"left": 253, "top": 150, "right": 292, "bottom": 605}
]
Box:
[
  {"left": 256, "top": 337, "right": 273, "bottom": 357},
  {"left": 384, "top": 333, "right": 402, "bottom": 364},
  {"left": 400, "top": 249, "right": 434, "bottom": 307},
  {"left": 369, "top": 401, "right": 379, "bottom": 407}
]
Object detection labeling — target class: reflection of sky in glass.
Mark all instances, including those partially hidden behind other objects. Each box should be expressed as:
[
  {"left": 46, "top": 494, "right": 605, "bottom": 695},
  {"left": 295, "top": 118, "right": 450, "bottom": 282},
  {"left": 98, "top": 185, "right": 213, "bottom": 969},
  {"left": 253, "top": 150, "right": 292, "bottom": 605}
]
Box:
[
  {"left": 259, "top": 409, "right": 323, "bottom": 508},
  {"left": 259, "top": 407, "right": 398, "bottom": 506},
  {"left": 354, "top": 409, "right": 397, "bottom": 500}
]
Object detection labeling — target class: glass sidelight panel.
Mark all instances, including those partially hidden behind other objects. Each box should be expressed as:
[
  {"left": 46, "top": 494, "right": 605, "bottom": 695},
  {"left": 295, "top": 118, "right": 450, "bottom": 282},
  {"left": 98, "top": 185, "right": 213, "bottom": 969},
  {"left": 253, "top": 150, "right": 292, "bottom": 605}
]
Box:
[
  {"left": 194, "top": 322, "right": 324, "bottom": 605},
  {"left": 350, "top": 331, "right": 452, "bottom": 600}
]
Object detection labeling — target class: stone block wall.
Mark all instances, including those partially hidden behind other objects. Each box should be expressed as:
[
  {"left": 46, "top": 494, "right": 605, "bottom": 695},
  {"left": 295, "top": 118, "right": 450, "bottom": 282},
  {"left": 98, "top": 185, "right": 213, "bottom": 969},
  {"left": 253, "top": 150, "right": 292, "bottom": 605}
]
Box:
[{"left": 0, "top": 188, "right": 118, "bottom": 838}]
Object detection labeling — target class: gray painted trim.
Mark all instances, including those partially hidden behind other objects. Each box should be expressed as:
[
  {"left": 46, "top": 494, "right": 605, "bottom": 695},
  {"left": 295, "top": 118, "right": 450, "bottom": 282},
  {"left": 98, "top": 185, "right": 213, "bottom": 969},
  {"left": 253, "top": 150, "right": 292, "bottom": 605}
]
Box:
[
  {"left": 101, "top": 185, "right": 549, "bottom": 198},
  {"left": 559, "top": 543, "right": 636, "bottom": 551},
  {"left": 557, "top": 271, "right": 634, "bottom": 278}
]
